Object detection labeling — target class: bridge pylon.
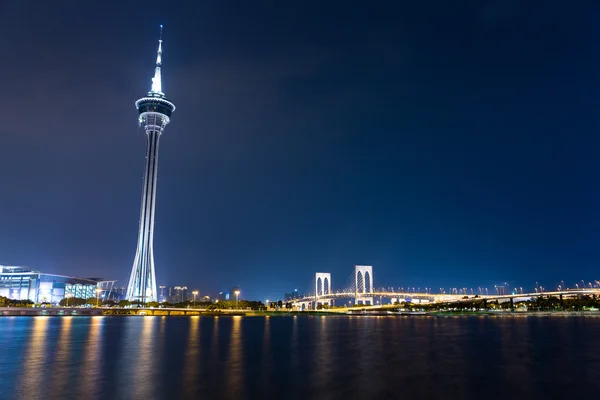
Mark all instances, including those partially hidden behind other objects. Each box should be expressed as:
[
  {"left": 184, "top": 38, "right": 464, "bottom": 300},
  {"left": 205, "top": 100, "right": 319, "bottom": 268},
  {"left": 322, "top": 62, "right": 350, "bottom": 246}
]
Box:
[
  {"left": 354, "top": 265, "right": 373, "bottom": 305},
  {"left": 315, "top": 272, "right": 332, "bottom": 308}
]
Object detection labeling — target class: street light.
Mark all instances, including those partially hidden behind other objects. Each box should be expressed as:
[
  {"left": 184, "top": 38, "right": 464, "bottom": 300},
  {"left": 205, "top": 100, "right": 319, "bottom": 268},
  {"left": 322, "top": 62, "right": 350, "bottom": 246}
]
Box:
[
  {"left": 65, "top": 293, "right": 72, "bottom": 307},
  {"left": 192, "top": 290, "right": 198, "bottom": 308},
  {"left": 234, "top": 290, "right": 240, "bottom": 309},
  {"left": 96, "top": 288, "right": 102, "bottom": 307}
]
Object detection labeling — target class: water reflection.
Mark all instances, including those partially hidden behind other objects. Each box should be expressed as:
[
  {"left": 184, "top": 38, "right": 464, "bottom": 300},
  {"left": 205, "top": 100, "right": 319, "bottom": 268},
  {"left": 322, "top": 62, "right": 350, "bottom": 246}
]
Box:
[
  {"left": 312, "top": 315, "right": 334, "bottom": 395},
  {"left": 496, "top": 319, "right": 534, "bottom": 397},
  {"left": 183, "top": 316, "right": 200, "bottom": 390},
  {"left": 78, "top": 316, "right": 104, "bottom": 398},
  {"left": 134, "top": 316, "right": 157, "bottom": 399},
  {"left": 291, "top": 315, "right": 299, "bottom": 369},
  {"left": 225, "top": 316, "right": 244, "bottom": 398},
  {"left": 4, "top": 316, "right": 600, "bottom": 399},
  {"left": 49, "top": 317, "right": 72, "bottom": 397},
  {"left": 259, "top": 316, "right": 272, "bottom": 394},
  {"left": 351, "top": 316, "right": 373, "bottom": 397},
  {"left": 211, "top": 316, "right": 220, "bottom": 361},
  {"left": 17, "top": 317, "right": 49, "bottom": 400}
]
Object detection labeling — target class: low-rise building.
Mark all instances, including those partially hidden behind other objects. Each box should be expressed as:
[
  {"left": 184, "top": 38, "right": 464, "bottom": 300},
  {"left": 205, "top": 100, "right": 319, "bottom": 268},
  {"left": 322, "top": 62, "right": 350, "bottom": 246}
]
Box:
[{"left": 0, "top": 265, "right": 99, "bottom": 304}]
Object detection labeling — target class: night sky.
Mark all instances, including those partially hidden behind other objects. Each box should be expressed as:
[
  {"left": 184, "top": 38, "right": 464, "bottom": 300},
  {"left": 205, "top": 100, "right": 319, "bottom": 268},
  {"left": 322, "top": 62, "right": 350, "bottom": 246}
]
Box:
[{"left": 1, "top": 1, "right": 599, "bottom": 301}]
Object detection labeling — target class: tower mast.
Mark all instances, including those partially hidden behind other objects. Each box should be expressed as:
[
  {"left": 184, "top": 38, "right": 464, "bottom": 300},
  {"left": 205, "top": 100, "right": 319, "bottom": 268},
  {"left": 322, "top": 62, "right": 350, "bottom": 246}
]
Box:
[{"left": 126, "top": 25, "right": 176, "bottom": 303}]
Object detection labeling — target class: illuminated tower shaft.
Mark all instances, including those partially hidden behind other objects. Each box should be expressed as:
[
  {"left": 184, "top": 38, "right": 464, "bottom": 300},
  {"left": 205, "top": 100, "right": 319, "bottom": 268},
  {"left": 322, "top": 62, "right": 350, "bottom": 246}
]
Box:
[{"left": 126, "top": 26, "right": 175, "bottom": 303}]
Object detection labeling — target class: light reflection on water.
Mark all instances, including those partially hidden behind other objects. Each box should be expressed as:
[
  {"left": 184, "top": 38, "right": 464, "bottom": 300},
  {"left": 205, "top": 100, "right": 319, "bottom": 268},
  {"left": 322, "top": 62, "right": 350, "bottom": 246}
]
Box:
[
  {"left": 77, "top": 316, "right": 103, "bottom": 397},
  {"left": 210, "top": 315, "right": 220, "bottom": 362},
  {"left": 17, "top": 316, "right": 49, "bottom": 400},
  {"left": 183, "top": 316, "right": 200, "bottom": 389},
  {"left": 2, "top": 316, "right": 600, "bottom": 399},
  {"left": 260, "top": 315, "right": 271, "bottom": 392},
  {"left": 49, "top": 316, "right": 72, "bottom": 397},
  {"left": 134, "top": 316, "right": 157, "bottom": 399},
  {"left": 225, "top": 316, "right": 244, "bottom": 398}
]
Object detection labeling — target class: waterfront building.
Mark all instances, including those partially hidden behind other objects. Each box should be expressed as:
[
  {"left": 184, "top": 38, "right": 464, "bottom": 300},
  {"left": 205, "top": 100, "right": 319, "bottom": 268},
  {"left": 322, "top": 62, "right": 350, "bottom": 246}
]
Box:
[
  {"left": 0, "top": 266, "right": 99, "bottom": 304},
  {"left": 158, "top": 285, "right": 167, "bottom": 302},
  {"left": 126, "top": 25, "right": 176, "bottom": 303},
  {"left": 167, "top": 286, "right": 188, "bottom": 303}
]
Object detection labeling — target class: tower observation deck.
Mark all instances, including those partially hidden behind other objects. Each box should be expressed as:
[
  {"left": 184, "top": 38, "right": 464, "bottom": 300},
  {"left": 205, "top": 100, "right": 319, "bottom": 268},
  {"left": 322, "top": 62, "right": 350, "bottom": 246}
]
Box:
[{"left": 126, "top": 26, "right": 176, "bottom": 303}]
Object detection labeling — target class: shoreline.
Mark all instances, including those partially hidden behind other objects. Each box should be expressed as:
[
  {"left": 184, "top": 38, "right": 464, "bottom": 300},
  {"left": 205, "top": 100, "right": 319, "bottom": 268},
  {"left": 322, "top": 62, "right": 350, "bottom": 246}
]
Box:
[{"left": 2, "top": 307, "right": 600, "bottom": 318}]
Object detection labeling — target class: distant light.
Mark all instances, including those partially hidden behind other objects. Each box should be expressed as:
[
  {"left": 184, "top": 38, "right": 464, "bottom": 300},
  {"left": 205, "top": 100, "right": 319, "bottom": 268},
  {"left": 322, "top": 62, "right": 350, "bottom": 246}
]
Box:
[{"left": 160, "top": 24, "right": 163, "bottom": 28}]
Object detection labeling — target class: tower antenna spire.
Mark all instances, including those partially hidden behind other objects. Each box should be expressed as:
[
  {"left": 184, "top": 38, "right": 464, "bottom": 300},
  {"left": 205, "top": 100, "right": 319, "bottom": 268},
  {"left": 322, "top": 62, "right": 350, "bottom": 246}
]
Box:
[{"left": 151, "top": 24, "right": 164, "bottom": 95}]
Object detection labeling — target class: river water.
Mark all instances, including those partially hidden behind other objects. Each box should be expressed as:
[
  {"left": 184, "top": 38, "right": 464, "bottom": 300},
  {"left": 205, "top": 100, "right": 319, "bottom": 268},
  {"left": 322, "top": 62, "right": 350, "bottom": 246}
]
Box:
[{"left": 1, "top": 315, "right": 600, "bottom": 399}]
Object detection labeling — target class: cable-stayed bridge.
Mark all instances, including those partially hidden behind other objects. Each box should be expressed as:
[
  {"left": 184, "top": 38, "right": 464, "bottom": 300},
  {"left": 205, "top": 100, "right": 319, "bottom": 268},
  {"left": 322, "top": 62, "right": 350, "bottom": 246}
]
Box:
[{"left": 290, "top": 265, "right": 600, "bottom": 310}]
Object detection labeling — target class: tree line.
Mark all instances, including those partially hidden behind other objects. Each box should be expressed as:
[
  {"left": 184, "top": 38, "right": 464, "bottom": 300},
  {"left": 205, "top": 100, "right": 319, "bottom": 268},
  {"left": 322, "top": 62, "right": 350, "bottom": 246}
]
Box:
[
  {"left": 58, "top": 297, "right": 267, "bottom": 310},
  {"left": 391, "top": 294, "right": 600, "bottom": 312},
  {"left": 0, "top": 296, "right": 34, "bottom": 307}
]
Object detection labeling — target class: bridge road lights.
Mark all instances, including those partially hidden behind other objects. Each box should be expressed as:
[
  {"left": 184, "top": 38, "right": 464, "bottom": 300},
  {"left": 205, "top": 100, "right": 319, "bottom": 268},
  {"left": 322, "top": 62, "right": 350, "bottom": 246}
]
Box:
[
  {"left": 234, "top": 290, "right": 240, "bottom": 309},
  {"left": 192, "top": 291, "right": 198, "bottom": 308}
]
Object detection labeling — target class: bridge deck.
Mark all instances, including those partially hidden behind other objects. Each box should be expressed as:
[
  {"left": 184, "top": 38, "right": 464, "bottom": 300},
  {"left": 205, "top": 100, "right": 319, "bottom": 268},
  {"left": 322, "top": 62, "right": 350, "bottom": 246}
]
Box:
[{"left": 293, "top": 289, "right": 600, "bottom": 304}]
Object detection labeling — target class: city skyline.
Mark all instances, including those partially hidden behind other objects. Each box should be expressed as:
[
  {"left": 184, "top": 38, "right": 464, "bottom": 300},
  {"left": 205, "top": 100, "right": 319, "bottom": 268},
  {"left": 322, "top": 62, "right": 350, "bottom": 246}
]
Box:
[{"left": 0, "top": 2, "right": 600, "bottom": 301}]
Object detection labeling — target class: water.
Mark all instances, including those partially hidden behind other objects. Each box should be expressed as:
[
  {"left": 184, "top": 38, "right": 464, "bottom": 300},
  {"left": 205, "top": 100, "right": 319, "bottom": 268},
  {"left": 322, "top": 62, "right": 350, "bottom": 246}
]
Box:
[{"left": 1, "top": 315, "right": 600, "bottom": 399}]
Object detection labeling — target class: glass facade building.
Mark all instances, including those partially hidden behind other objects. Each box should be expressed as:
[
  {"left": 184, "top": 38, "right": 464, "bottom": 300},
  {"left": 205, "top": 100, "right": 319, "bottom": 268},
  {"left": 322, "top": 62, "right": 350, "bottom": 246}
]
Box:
[{"left": 0, "top": 266, "right": 99, "bottom": 304}]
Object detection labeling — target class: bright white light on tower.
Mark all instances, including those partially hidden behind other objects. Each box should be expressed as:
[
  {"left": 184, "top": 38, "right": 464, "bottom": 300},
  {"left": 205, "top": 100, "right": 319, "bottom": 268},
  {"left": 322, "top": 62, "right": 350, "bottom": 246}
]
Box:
[{"left": 151, "top": 71, "right": 162, "bottom": 93}]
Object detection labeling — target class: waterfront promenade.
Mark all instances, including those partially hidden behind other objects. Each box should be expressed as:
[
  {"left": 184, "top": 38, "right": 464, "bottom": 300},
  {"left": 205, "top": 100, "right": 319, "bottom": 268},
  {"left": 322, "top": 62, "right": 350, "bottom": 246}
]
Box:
[{"left": 3, "top": 306, "right": 600, "bottom": 317}]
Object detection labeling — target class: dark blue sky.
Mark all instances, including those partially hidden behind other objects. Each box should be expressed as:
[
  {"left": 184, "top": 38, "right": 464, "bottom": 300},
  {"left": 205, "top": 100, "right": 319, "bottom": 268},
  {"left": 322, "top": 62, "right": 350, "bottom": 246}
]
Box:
[{"left": 0, "top": 1, "right": 599, "bottom": 300}]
